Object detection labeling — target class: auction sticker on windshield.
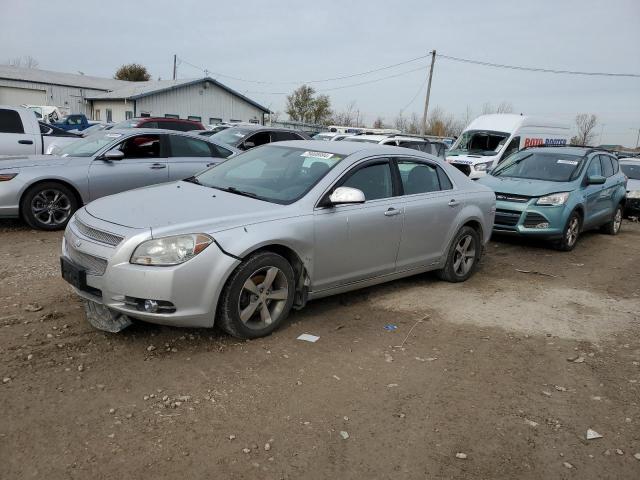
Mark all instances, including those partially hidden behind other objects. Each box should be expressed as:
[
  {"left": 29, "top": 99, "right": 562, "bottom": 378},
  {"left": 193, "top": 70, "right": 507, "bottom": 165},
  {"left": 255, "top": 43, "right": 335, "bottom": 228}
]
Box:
[
  {"left": 105, "top": 133, "right": 123, "bottom": 138},
  {"left": 301, "top": 151, "right": 335, "bottom": 159},
  {"left": 557, "top": 159, "right": 578, "bottom": 165}
]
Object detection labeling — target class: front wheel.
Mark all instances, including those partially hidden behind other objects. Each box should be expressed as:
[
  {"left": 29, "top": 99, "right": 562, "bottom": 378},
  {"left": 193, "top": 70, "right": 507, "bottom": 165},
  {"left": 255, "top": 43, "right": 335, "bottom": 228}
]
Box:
[
  {"left": 556, "top": 211, "right": 581, "bottom": 251},
  {"left": 20, "top": 182, "right": 78, "bottom": 230},
  {"left": 437, "top": 226, "right": 481, "bottom": 282},
  {"left": 600, "top": 204, "right": 623, "bottom": 235},
  {"left": 217, "top": 252, "right": 295, "bottom": 339}
]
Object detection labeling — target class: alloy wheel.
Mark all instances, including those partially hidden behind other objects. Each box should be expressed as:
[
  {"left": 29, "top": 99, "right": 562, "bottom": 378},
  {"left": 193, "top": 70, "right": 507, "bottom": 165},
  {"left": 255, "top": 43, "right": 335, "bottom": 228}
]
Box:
[
  {"left": 31, "top": 189, "right": 72, "bottom": 226},
  {"left": 237, "top": 266, "right": 289, "bottom": 330},
  {"left": 566, "top": 216, "right": 580, "bottom": 247},
  {"left": 613, "top": 208, "right": 622, "bottom": 234},
  {"left": 453, "top": 234, "right": 476, "bottom": 276}
]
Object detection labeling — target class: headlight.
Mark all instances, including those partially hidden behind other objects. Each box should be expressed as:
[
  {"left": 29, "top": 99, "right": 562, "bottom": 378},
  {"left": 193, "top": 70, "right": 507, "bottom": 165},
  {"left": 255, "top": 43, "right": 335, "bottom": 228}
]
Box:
[
  {"left": 474, "top": 161, "right": 494, "bottom": 172},
  {"left": 131, "top": 234, "right": 213, "bottom": 266},
  {"left": 628, "top": 190, "right": 640, "bottom": 199},
  {"left": 0, "top": 173, "right": 18, "bottom": 182},
  {"left": 536, "top": 192, "right": 570, "bottom": 206}
]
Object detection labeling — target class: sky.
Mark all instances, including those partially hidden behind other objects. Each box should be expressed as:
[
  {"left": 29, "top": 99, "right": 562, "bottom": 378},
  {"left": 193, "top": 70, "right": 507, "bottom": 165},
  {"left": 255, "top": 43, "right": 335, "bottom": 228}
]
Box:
[{"left": 2, "top": 0, "right": 639, "bottom": 146}]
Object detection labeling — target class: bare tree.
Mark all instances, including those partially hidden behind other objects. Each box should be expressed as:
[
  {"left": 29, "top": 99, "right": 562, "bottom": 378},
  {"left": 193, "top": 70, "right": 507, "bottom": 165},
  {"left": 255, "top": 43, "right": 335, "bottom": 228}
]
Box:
[
  {"left": 372, "top": 117, "right": 385, "bottom": 129},
  {"left": 331, "top": 101, "right": 362, "bottom": 127},
  {"left": 426, "top": 106, "right": 459, "bottom": 137},
  {"left": 394, "top": 112, "right": 408, "bottom": 132},
  {"left": 574, "top": 113, "right": 598, "bottom": 145},
  {"left": 5, "top": 55, "right": 39, "bottom": 68},
  {"left": 481, "top": 101, "right": 514, "bottom": 114}
]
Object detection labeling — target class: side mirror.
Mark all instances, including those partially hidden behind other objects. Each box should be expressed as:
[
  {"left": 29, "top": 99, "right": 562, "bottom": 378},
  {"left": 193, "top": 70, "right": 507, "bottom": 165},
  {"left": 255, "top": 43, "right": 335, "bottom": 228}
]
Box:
[
  {"left": 103, "top": 149, "right": 124, "bottom": 161},
  {"left": 587, "top": 175, "right": 606, "bottom": 185},
  {"left": 329, "top": 186, "right": 365, "bottom": 205},
  {"left": 242, "top": 141, "right": 256, "bottom": 149}
]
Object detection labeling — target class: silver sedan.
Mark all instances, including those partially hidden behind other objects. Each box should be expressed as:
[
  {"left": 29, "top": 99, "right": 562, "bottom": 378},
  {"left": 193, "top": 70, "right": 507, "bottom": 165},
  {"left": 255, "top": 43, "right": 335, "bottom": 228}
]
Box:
[
  {"left": 60, "top": 141, "right": 496, "bottom": 338},
  {"left": 0, "top": 129, "right": 238, "bottom": 230}
]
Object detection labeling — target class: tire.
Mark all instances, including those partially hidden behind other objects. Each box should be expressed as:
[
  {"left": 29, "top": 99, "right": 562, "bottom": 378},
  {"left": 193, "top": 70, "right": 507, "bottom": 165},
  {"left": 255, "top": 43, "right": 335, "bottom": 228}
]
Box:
[
  {"left": 556, "top": 211, "right": 582, "bottom": 251},
  {"left": 21, "top": 181, "right": 78, "bottom": 231},
  {"left": 600, "top": 204, "right": 623, "bottom": 235},
  {"left": 437, "top": 226, "right": 481, "bottom": 283},
  {"left": 83, "top": 299, "right": 132, "bottom": 333},
  {"left": 217, "top": 251, "right": 295, "bottom": 339}
]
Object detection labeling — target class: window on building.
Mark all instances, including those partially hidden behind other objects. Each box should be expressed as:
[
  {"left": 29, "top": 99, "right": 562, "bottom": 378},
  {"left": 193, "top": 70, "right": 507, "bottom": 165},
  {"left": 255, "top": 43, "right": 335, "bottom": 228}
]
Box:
[
  {"left": 94, "top": 109, "right": 101, "bottom": 121},
  {"left": 0, "top": 109, "right": 25, "bottom": 133},
  {"left": 125, "top": 111, "right": 133, "bottom": 120},
  {"left": 209, "top": 117, "right": 222, "bottom": 125},
  {"left": 105, "top": 109, "right": 113, "bottom": 123},
  {"left": 230, "top": 119, "right": 242, "bottom": 123},
  {"left": 187, "top": 116, "right": 202, "bottom": 122},
  {"left": 165, "top": 114, "right": 179, "bottom": 119}
]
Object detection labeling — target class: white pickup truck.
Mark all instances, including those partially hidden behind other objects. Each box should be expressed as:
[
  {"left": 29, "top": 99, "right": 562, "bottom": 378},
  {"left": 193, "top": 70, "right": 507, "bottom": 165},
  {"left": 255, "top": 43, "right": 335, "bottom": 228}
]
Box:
[{"left": 0, "top": 105, "right": 80, "bottom": 156}]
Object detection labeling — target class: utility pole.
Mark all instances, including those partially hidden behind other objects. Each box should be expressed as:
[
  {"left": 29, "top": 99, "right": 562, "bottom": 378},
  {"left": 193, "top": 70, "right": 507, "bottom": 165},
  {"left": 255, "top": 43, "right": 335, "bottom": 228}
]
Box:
[
  {"left": 172, "top": 54, "right": 177, "bottom": 81},
  {"left": 420, "top": 50, "right": 436, "bottom": 136},
  {"left": 635, "top": 128, "right": 640, "bottom": 149}
]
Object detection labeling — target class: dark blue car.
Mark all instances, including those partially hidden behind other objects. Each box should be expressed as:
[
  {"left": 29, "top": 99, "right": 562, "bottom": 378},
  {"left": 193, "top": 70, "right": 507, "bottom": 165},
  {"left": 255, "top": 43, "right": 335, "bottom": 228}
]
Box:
[{"left": 478, "top": 146, "right": 627, "bottom": 251}]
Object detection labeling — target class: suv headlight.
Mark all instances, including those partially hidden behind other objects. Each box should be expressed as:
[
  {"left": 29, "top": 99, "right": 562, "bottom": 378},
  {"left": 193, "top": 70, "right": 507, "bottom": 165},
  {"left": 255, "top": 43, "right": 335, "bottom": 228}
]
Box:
[
  {"left": 628, "top": 190, "right": 640, "bottom": 199},
  {"left": 131, "top": 234, "right": 213, "bottom": 266},
  {"left": 474, "top": 161, "right": 494, "bottom": 172},
  {"left": 536, "top": 192, "right": 570, "bottom": 206}
]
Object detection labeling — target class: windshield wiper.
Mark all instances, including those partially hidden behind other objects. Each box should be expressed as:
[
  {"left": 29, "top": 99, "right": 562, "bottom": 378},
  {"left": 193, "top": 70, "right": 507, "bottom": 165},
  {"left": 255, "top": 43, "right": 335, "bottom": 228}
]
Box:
[
  {"left": 183, "top": 176, "right": 202, "bottom": 185},
  {"left": 216, "top": 186, "right": 259, "bottom": 199},
  {"left": 493, "top": 153, "right": 533, "bottom": 176}
]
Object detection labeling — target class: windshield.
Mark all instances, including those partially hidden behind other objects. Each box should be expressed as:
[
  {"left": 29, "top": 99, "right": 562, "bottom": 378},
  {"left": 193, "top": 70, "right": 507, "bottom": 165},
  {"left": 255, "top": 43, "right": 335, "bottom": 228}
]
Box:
[
  {"left": 492, "top": 151, "right": 584, "bottom": 182},
  {"left": 621, "top": 163, "right": 640, "bottom": 180},
  {"left": 56, "top": 132, "right": 122, "bottom": 157},
  {"left": 210, "top": 127, "right": 254, "bottom": 146},
  {"left": 111, "top": 120, "right": 140, "bottom": 129},
  {"left": 343, "top": 137, "right": 379, "bottom": 144},
  {"left": 194, "top": 145, "right": 345, "bottom": 204},
  {"left": 449, "top": 130, "right": 510, "bottom": 156}
]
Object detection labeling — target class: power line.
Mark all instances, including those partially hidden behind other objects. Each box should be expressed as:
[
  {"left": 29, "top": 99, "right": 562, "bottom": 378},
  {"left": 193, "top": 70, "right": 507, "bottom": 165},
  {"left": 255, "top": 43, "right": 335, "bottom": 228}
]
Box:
[
  {"left": 437, "top": 53, "right": 640, "bottom": 78},
  {"left": 400, "top": 69, "right": 429, "bottom": 113},
  {"left": 177, "top": 54, "right": 429, "bottom": 85}
]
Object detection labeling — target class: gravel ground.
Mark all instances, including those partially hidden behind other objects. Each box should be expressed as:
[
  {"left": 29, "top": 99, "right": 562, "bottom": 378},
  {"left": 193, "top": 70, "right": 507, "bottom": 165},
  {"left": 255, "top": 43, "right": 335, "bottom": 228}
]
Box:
[{"left": 1, "top": 219, "right": 639, "bottom": 479}]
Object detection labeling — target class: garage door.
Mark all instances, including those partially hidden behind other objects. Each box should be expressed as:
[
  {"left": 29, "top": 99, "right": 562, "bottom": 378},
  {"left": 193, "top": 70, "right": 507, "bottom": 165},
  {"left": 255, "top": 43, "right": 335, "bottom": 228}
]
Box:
[{"left": 0, "top": 86, "right": 47, "bottom": 106}]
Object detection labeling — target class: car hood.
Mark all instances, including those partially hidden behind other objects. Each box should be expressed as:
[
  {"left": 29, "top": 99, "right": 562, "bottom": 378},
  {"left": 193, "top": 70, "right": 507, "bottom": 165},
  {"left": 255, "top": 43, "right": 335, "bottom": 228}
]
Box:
[
  {"left": 0, "top": 154, "right": 70, "bottom": 170},
  {"left": 85, "top": 181, "right": 290, "bottom": 233},
  {"left": 446, "top": 153, "right": 496, "bottom": 165},
  {"left": 477, "top": 174, "right": 574, "bottom": 197}
]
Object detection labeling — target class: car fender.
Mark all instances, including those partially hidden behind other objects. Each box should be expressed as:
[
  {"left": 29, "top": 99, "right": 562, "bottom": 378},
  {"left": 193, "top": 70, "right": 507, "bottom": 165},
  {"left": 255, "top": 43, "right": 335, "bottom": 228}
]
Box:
[{"left": 16, "top": 172, "right": 90, "bottom": 206}]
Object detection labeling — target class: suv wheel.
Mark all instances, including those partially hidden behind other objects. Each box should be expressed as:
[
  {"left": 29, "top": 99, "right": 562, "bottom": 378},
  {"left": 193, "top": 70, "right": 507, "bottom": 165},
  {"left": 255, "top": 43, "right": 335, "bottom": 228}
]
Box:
[
  {"left": 556, "top": 211, "right": 581, "bottom": 251},
  {"left": 601, "top": 204, "right": 623, "bottom": 235},
  {"left": 437, "top": 226, "right": 481, "bottom": 282},
  {"left": 21, "top": 182, "right": 78, "bottom": 231},
  {"left": 217, "top": 252, "right": 295, "bottom": 339}
]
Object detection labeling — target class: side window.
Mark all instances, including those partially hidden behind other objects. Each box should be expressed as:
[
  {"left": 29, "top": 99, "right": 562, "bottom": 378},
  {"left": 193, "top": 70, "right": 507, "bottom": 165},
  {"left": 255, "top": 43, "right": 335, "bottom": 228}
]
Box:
[
  {"left": 586, "top": 156, "right": 602, "bottom": 177},
  {"left": 210, "top": 143, "right": 234, "bottom": 158},
  {"left": 610, "top": 157, "right": 619, "bottom": 174},
  {"left": 272, "top": 131, "right": 303, "bottom": 141},
  {"left": 243, "top": 132, "right": 270, "bottom": 149},
  {"left": 501, "top": 136, "right": 520, "bottom": 161},
  {"left": 437, "top": 167, "right": 453, "bottom": 190},
  {"left": 341, "top": 162, "right": 393, "bottom": 201},
  {"left": 397, "top": 141, "right": 427, "bottom": 152},
  {"left": 397, "top": 160, "right": 441, "bottom": 194},
  {"left": 168, "top": 135, "right": 213, "bottom": 157},
  {"left": 600, "top": 155, "right": 614, "bottom": 177},
  {"left": 0, "top": 109, "right": 25, "bottom": 133},
  {"left": 141, "top": 121, "right": 159, "bottom": 129},
  {"left": 116, "top": 135, "right": 161, "bottom": 159}
]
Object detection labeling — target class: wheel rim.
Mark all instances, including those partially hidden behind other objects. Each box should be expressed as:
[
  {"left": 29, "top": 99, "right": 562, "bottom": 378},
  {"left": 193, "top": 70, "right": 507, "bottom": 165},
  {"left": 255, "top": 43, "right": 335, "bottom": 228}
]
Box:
[
  {"left": 453, "top": 234, "right": 476, "bottom": 276},
  {"left": 237, "top": 266, "right": 289, "bottom": 330},
  {"left": 31, "top": 189, "right": 72, "bottom": 226},
  {"left": 566, "top": 216, "right": 579, "bottom": 246},
  {"left": 613, "top": 208, "right": 622, "bottom": 233}
]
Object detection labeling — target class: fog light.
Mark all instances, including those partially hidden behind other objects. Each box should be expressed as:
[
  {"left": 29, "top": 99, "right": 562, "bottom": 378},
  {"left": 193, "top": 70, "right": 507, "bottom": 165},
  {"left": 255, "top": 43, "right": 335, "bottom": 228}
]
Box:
[
  {"left": 536, "top": 222, "right": 550, "bottom": 229},
  {"left": 144, "top": 299, "right": 159, "bottom": 313}
]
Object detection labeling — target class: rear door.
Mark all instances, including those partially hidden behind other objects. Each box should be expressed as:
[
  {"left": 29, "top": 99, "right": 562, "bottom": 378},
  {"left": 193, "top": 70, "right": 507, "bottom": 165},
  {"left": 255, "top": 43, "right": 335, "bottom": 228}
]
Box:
[
  {"left": 88, "top": 133, "right": 169, "bottom": 200},
  {"left": 0, "top": 108, "right": 38, "bottom": 155},
  {"left": 394, "top": 157, "right": 459, "bottom": 269},
  {"left": 166, "top": 134, "right": 229, "bottom": 180}
]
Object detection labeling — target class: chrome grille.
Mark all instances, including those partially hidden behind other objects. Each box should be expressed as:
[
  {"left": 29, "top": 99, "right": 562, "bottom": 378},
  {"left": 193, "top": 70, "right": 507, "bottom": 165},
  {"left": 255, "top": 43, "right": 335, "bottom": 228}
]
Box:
[
  {"left": 64, "top": 231, "right": 108, "bottom": 276},
  {"left": 74, "top": 218, "right": 123, "bottom": 246}
]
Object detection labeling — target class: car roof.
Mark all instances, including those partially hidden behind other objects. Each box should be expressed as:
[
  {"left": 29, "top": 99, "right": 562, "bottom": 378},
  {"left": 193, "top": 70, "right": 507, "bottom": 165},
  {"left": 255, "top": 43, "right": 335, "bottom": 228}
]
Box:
[
  {"left": 619, "top": 157, "right": 640, "bottom": 163},
  {"left": 133, "top": 117, "right": 201, "bottom": 124},
  {"left": 524, "top": 146, "right": 596, "bottom": 155},
  {"left": 223, "top": 125, "right": 304, "bottom": 133},
  {"left": 265, "top": 139, "right": 438, "bottom": 157}
]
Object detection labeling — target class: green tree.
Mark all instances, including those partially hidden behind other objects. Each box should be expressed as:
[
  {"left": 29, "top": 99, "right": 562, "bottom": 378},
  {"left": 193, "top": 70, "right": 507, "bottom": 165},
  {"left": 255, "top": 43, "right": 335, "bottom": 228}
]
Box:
[
  {"left": 286, "top": 85, "right": 332, "bottom": 124},
  {"left": 114, "top": 63, "right": 151, "bottom": 82}
]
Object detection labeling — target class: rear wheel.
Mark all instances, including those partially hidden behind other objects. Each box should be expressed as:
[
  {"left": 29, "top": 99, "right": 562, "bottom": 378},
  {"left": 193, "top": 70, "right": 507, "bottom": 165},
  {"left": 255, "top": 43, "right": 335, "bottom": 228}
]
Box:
[
  {"left": 437, "top": 226, "right": 481, "bottom": 282},
  {"left": 556, "top": 211, "right": 581, "bottom": 251},
  {"left": 601, "top": 204, "right": 623, "bottom": 235},
  {"left": 217, "top": 252, "right": 295, "bottom": 339},
  {"left": 21, "top": 182, "right": 78, "bottom": 230}
]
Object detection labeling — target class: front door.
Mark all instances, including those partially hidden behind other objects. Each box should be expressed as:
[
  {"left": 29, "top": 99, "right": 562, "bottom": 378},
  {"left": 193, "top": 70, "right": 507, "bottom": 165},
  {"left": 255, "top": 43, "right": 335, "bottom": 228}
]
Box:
[
  {"left": 88, "top": 133, "right": 168, "bottom": 201},
  {"left": 313, "top": 160, "right": 403, "bottom": 291},
  {"left": 583, "top": 155, "right": 608, "bottom": 228}
]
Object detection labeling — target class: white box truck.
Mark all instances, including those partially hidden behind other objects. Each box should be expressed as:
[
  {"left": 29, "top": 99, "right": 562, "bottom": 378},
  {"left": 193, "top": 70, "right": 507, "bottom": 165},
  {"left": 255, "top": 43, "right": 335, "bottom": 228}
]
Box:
[{"left": 447, "top": 114, "right": 571, "bottom": 179}]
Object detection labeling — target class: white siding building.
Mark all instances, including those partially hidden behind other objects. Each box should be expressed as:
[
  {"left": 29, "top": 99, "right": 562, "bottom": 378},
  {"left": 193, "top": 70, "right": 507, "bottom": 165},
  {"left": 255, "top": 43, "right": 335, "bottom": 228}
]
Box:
[{"left": 0, "top": 66, "right": 269, "bottom": 124}]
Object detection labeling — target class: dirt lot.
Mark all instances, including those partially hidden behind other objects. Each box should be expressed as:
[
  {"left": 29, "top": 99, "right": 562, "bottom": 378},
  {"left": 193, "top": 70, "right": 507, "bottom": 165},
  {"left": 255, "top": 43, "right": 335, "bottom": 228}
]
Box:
[{"left": 1, "top": 219, "right": 639, "bottom": 479}]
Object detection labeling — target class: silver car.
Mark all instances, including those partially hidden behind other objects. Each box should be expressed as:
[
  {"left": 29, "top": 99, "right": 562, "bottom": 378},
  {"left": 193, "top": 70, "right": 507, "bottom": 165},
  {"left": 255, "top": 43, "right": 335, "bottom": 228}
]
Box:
[
  {"left": 60, "top": 141, "right": 496, "bottom": 338},
  {"left": 0, "top": 129, "right": 238, "bottom": 230}
]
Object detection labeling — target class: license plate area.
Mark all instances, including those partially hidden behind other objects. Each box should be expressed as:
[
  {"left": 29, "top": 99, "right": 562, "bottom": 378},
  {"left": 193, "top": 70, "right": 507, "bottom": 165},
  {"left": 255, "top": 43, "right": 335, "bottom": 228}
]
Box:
[{"left": 60, "top": 257, "right": 101, "bottom": 296}]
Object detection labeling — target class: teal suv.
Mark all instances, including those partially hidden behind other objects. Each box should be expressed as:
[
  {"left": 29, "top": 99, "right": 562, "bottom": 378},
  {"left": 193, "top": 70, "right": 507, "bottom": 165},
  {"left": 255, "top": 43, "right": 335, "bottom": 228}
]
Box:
[{"left": 478, "top": 147, "right": 627, "bottom": 250}]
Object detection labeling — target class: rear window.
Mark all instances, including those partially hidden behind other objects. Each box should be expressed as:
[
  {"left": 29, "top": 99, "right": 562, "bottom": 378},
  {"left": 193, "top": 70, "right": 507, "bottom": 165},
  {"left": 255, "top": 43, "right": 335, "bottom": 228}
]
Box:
[
  {"left": 621, "top": 163, "right": 640, "bottom": 180},
  {"left": 0, "top": 109, "right": 25, "bottom": 134}
]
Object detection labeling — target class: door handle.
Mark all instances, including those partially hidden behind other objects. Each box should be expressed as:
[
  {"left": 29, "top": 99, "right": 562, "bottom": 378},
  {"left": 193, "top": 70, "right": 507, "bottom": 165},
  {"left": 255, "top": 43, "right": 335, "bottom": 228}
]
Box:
[
  {"left": 206, "top": 162, "right": 215, "bottom": 167},
  {"left": 384, "top": 208, "right": 401, "bottom": 217},
  {"left": 448, "top": 199, "right": 460, "bottom": 207},
  {"left": 149, "top": 163, "right": 166, "bottom": 169},
  {"left": 18, "top": 140, "right": 34, "bottom": 145}
]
